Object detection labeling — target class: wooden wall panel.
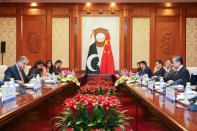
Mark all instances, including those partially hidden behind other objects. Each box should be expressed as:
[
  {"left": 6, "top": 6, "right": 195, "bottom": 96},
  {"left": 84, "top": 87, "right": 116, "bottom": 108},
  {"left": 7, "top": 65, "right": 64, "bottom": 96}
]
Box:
[
  {"left": 0, "top": 3, "right": 197, "bottom": 72},
  {"left": 22, "top": 8, "right": 46, "bottom": 16},
  {"left": 0, "top": 7, "right": 16, "bottom": 16},
  {"left": 186, "top": 7, "right": 197, "bottom": 17},
  {"left": 22, "top": 16, "right": 47, "bottom": 66},
  {"left": 155, "top": 16, "right": 182, "bottom": 64},
  {"left": 156, "top": 8, "right": 180, "bottom": 16}
]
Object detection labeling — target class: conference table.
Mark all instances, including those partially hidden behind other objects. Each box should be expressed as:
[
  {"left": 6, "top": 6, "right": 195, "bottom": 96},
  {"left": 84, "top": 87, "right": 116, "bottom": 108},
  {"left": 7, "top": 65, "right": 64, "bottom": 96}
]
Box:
[
  {"left": 0, "top": 74, "right": 197, "bottom": 131},
  {"left": 0, "top": 82, "right": 72, "bottom": 128},
  {"left": 125, "top": 83, "right": 197, "bottom": 131}
]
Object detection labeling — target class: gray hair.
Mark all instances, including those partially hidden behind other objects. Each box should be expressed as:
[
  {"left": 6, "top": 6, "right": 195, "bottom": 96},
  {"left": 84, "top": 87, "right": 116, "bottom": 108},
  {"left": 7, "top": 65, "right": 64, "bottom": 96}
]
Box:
[
  {"left": 17, "top": 56, "right": 29, "bottom": 63},
  {"left": 172, "top": 56, "right": 183, "bottom": 64}
]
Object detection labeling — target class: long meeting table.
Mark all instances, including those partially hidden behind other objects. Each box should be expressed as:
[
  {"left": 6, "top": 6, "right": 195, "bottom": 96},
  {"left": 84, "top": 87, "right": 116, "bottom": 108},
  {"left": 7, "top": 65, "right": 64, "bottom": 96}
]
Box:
[
  {"left": 125, "top": 83, "right": 197, "bottom": 131},
  {"left": 0, "top": 82, "right": 73, "bottom": 128},
  {"left": 1, "top": 74, "right": 197, "bottom": 130}
]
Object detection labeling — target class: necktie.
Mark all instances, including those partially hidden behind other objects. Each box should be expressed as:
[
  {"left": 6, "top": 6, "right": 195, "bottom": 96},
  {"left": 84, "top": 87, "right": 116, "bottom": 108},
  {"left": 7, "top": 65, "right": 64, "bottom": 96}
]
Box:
[{"left": 19, "top": 70, "right": 24, "bottom": 84}]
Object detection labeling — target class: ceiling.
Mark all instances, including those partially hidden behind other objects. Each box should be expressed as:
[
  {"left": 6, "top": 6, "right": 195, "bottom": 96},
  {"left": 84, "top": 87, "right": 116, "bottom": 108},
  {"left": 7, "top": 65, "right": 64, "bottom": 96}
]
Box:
[{"left": 0, "top": 0, "right": 197, "bottom": 3}]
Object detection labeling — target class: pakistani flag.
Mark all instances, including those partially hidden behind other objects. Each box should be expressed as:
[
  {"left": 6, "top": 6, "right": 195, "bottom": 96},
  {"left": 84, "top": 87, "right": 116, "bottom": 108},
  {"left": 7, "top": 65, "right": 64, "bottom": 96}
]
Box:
[{"left": 86, "top": 43, "right": 100, "bottom": 74}]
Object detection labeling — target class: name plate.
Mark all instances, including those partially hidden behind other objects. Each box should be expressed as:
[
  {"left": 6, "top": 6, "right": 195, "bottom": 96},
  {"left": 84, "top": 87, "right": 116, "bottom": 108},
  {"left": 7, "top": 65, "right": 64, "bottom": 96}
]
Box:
[
  {"left": 2, "top": 100, "right": 18, "bottom": 114},
  {"left": 165, "top": 99, "right": 175, "bottom": 114},
  {"left": 148, "top": 81, "right": 154, "bottom": 91},
  {"left": 165, "top": 87, "right": 176, "bottom": 102},
  {"left": 1, "top": 83, "right": 16, "bottom": 104},
  {"left": 32, "top": 89, "right": 42, "bottom": 98},
  {"left": 32, "top": 80, "right": 42, "bottom": 91}
]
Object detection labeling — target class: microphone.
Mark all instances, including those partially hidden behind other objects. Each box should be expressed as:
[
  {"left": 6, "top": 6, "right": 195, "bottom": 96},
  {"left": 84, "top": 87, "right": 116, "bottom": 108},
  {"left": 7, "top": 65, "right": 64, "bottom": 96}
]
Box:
[
  {"left": 162, "top": 79, "right": 183, "bottom": 89},
  {"left": 4, "top": 76, "right": 27, "bottom": 89},
  {"left": 150, "top": 75, "right": 161, "bottom": 81},
  {"left": 188, "top": 95, "right": 197, "bottom": 104},
  {"left": 14, "top": 80, "right": 27, "bottom": 89}
]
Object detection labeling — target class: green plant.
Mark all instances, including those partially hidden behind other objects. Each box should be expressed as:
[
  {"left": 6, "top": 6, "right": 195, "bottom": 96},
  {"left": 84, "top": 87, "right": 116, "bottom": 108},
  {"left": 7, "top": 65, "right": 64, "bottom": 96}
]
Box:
[{"left": 52, "top": 94, "right": 132, "bottom": 131}]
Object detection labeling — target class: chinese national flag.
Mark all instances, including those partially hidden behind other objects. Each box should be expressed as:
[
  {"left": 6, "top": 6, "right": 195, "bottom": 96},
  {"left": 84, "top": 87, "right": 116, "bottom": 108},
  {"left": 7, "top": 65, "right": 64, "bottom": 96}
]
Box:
[{"left": 100, "top": 32, "right": 115, "bottom": 74}]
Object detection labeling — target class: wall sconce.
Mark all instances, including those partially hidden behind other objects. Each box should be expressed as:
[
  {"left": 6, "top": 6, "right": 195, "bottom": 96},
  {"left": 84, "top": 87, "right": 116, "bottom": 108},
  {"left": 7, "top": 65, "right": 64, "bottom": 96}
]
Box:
[
  {"left": 86, "top": 3, "right": 91, "bottom": 14},
  {"left": 110, "top": 2, "right": 116, "bottom": 14}
]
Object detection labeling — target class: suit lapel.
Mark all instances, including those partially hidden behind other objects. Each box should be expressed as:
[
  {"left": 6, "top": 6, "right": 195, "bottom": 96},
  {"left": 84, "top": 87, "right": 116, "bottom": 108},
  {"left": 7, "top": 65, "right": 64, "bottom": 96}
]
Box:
[{"left": 14, "top": 65, "right": 21, "bottom": 80}]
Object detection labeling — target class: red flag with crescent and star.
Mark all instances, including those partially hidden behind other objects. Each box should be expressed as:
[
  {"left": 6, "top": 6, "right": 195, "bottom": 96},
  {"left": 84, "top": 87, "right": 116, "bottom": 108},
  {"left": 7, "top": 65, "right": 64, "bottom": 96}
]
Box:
[{"left": 100, "top": 32, "right": 115, "bottom": 74}]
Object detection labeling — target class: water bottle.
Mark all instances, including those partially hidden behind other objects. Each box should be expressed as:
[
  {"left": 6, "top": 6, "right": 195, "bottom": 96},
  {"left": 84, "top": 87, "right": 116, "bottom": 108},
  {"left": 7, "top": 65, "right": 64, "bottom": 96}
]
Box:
[
  {"left": 184, "top": 82, "right": 191, "bottom": 102},
  {"left": 36, "top": 74, "right": 40, "bottom": 82},
  {"left": 52, "top": 73, "right": 57, "bottom": 83},
  {"left": 160, "top": 77, "right": 164, "bottom": 88},
  {"left": 9, "top": 78, "right": 16, "bottom": 97}
]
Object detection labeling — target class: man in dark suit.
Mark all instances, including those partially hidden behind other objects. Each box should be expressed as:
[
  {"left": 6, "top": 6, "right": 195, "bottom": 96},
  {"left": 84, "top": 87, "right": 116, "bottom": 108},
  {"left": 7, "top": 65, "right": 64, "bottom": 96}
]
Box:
[
  {"left": 4, "top": 56, "right": 29, "bottom": 83},
  {"left": 163, "top": 59, "right": 175, "bottom": 82},
  {"left": 138, "top": 61, "right": 153, "bottom": 78},
  {"left": 53, "top": 60, "right": 62, "bottom": 75},
  {"left": 168, "top": 56, "right": 190, "bottom": 86},
  {"left": 153, "top": 59, "right": 165, "bottom": 77}
]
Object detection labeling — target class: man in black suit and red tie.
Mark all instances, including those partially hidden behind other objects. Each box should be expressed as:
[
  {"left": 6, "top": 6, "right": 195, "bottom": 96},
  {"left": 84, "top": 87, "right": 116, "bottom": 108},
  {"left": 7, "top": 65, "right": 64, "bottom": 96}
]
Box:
[
  {"left": 168, "top": 56, "right": 190, "bottom": 86},
  {"left": 4, "top": 56, "right": 29, "bottom": 83}
]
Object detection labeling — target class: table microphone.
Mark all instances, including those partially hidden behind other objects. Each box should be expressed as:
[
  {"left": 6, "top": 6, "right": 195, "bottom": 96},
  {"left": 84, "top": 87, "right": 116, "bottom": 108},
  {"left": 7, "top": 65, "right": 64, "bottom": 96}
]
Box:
[
  {"left": 150, "top": 75, "right": 161, "bottom": 81},
  {"left": 188, "top": 95, "right": 197, "bottom": 104},
  {"left": 4, "top": 76, "right": 27, "bottom": 89},
  {"left": 162, "top": 79, "right": 183, "bottom": 89}
]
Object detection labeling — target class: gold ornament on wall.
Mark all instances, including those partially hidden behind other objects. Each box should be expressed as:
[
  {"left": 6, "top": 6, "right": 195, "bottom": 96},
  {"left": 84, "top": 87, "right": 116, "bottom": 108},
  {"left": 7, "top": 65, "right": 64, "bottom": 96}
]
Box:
[
  {"left": 160, "top": 32, "right": 176, "bottom": 54},
  {"left": 92, "top": 28, "right": 109, "bottom": 47},
  {"left": 27, "top": 32, "right": 41, "bottom": 53}
]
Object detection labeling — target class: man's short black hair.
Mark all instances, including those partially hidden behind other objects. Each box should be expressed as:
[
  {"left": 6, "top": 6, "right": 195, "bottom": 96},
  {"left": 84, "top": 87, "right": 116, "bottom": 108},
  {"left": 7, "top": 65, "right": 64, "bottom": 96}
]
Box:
[
  {"left": 156, "top": 59, "right": 163, "bottom": 66},
  {"left": 166, "top": 59, "right": 172, "bottom": 64},
  {"left": 55, "top": 60, "right": 62, "bottom": 65},
  {"left": 172, "top": 56, "right": 183, "bottom": 64},
  {"left": 140, "top": 61, "right": 147, "bottom": 65}
]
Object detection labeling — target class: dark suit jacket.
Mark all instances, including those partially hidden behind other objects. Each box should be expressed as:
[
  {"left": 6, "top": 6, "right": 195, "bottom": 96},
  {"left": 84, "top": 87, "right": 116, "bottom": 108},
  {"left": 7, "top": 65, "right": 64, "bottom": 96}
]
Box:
[
  {"left": 153, "top": 67, "right": 165, "bottom": 77},
  {"left": 173, "top": 66, "right": 190, "bottom": 86},
  {"left": 139, "top": 66, "right": 153, "bottom": 78},
  {"left": 27, "top": 68, "right": 42, "bottom": 79},
  {"left": 163, "top": 68, "right": 175, "bottom": 82},
  {"left": 3, "top": 65, "right": 29, "bottom": 83},
  {"left": 53, "top": 66, "right": 61, "bottom": 75}
]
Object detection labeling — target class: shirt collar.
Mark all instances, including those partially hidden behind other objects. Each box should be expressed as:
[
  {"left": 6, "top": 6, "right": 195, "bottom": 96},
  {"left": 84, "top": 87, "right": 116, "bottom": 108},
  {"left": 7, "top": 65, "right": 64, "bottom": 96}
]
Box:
[
  {"left": 166, "top": 68, "right": 171, "bottom": 73},
  {"left": 177, "top": 65, "right": 183, "bottom": 72},
  {"left": 16, "top": 64, "right": 20, "bottom": 71}
]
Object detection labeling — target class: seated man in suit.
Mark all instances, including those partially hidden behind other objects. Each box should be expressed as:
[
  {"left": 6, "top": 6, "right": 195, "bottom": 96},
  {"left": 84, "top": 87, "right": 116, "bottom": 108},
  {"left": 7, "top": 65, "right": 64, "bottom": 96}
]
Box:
[
  {"left": 168, "top": 56, "right": 190, "bottom": 86},
  {"left": 4, "top": 56, "right": 29, "bottom": 83},
  {"left": 138, "top": 61, "right": 153, "bottom": 78},
  {"left": 153, "top": 59, "right": 165, "bottom": 77},
  {"left": 53, "top": 60, "right": 62, "bottom": 75},
  {"left": 163, "top": 59, "right": 175, "bottom": 82}
]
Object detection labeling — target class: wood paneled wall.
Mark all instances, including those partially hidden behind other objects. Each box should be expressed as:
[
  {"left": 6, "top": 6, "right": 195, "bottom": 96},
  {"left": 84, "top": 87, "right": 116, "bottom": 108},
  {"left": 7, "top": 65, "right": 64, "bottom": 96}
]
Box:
[{"left": 0, "top": 3, "right": 197, "bottom": 72}]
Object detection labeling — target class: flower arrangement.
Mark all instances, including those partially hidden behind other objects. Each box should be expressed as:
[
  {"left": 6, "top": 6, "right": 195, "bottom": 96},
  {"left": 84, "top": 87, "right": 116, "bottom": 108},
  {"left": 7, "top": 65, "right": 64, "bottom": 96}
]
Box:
[
  {"left": 86, "top": 79, "right": 113, "bottom": 86},
  {"left": 53, "top": 94, "right": 131, "bottom": 131},
  {"left": 115, "top": 72, "right": 136, "bottom": 87},
  {"left": 59, "top": 71, "right": 80, "bottom": 86},
  {"left": 79, "top": 84, "right": 116, "bottom": 95}
]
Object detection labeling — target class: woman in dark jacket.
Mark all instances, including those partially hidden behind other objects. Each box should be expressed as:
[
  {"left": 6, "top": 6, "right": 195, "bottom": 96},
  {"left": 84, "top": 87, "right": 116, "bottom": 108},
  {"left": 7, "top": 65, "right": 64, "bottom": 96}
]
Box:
[{"left": 28, "top": 60, "right": 44, "bottom": 79}]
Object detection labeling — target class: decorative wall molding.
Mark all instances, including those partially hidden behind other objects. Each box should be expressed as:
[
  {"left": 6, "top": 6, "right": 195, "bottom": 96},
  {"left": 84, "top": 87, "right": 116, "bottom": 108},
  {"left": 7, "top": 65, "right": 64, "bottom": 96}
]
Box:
[
  {"left": 160, "top": 32, "right": 176, "bottom": 54},
  {"left": 27, "top": 32, "right": 41, "bottom": 53}
]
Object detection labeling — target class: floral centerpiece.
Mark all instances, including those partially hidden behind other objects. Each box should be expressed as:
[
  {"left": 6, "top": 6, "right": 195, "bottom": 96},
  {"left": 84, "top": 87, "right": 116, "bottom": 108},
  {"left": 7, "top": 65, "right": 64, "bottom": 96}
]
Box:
[
  {"left": 59, "top": 71, "right": 80, "bottom": 86},
  {"left": 87, "top": 77, "right": 113, "bottom": 86},
  {"left": 53, "top": 94, "right": 131, "bottom": 131},
  {"left": 115, "top": 72, "right": 136, "bottom": 86},
  {"left": 79, "top": 84, "right": 116, "bottom": 95}
]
